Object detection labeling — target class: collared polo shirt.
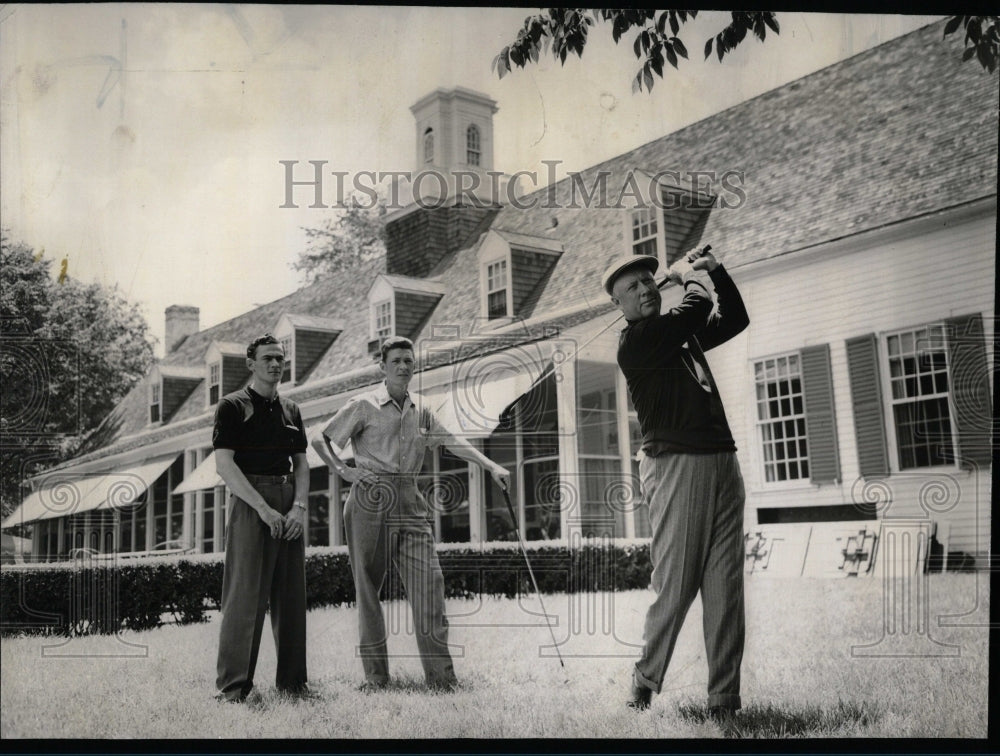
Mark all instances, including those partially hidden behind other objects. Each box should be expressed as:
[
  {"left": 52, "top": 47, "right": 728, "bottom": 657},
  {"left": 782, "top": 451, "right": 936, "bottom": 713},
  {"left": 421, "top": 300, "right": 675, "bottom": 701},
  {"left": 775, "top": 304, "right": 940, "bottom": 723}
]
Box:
[
  {"left": 213, "top": 386, "right": 308, "bottom": 475},
  {"left": 321, "top": 383, "right": 453, "bottom": 475}
]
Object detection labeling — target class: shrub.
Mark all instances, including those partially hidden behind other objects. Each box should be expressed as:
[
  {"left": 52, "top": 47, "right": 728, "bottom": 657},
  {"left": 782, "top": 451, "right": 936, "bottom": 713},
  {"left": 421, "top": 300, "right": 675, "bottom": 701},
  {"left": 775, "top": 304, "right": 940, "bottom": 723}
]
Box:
[{"left": 0, "top": 539, "right": 653, "bottom": 637}]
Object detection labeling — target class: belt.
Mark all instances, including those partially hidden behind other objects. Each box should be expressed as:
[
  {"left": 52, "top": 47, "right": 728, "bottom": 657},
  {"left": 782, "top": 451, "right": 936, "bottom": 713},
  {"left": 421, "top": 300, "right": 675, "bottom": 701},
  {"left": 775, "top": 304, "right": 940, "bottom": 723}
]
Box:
[{"left": 244, "top": 473, "right": 294, "bottom": 485}]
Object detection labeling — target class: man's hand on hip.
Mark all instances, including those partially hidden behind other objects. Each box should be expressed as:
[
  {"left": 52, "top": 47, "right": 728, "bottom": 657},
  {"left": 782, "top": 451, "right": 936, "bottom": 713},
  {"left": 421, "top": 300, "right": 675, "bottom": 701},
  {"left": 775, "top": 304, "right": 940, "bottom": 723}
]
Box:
[
  {"left": 338, "top": 466, "right": 378, "bottom": 486},
  {"left": 283, "top": 506, "right": 306, "bottom": 540}
]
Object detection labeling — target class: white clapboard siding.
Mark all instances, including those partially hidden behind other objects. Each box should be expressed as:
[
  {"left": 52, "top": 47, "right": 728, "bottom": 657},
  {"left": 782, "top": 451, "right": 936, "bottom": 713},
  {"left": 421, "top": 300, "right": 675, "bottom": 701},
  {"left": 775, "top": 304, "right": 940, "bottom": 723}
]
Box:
[{"left": 702, "top": 208, "right": 994, "bottom": 557}]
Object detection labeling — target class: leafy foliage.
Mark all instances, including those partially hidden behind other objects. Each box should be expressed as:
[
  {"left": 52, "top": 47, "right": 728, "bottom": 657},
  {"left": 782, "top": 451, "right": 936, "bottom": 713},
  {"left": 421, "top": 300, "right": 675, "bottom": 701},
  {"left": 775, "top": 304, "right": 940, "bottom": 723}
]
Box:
[
  {"left": 493, "top": 9, "right": 779, "bottom": 92},
  {"left": 495, "top": 11, "right": 997, "bottom": 92},
  {"left": 943, "top": 15, "right": 999, "bottom": 73},
  {"left": 0, "top": 232, "right": 155, "bottom": 520},
  {"left": 291, "top": 198, "right": 387, "bottom": 285}
]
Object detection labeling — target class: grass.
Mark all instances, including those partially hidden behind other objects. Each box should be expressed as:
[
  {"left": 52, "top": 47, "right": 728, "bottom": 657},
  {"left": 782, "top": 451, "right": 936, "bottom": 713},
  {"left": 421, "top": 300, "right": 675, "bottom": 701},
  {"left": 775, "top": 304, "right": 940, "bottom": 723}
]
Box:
[{"left": 0, "top": 573, "right": 989, "bottom": 739}]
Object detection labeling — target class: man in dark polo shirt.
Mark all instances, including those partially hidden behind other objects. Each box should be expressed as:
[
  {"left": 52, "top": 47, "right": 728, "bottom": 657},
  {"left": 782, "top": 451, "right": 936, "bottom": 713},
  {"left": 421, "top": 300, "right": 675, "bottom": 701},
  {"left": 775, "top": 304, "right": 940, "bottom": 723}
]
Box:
[
  {"left": 213, "top": 333, "right": 309, "bottom": 702},
  {"left": 601, "top": 249, "right": 749, "bottom": 717}
]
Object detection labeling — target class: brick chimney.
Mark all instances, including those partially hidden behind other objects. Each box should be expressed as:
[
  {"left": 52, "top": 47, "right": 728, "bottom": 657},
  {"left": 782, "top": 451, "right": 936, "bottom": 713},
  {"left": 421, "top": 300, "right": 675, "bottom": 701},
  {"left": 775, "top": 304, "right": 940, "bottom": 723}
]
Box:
[{"left": 165, "top": 305, "right": 199, "bottom": 353}]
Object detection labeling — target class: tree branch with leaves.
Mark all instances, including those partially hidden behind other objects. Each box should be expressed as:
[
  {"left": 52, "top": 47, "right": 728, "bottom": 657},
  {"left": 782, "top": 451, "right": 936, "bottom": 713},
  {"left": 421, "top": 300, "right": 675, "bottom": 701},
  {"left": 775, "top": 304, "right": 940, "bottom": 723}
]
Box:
[
  {"left": 493, "top": 9, "right": 780, "bottom": 92},
  {"left": 494, "top": 11, "right": 998, "bottom": 92}
]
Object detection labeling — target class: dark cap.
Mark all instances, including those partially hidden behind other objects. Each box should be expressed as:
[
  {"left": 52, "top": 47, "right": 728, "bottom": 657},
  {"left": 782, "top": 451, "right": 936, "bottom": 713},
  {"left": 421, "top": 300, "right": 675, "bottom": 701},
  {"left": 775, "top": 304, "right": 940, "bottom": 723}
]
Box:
[{"left": 600, "top": 254, "right": 659, "bottom": 295}]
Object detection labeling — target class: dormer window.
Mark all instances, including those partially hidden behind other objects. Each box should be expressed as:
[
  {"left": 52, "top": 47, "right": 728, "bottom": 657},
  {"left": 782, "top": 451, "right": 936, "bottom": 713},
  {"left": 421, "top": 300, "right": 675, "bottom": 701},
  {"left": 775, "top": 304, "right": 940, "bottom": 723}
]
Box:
[
  {"left": 466, "top": 124, "right": 481, "bottom": 166},
  {"left": 621, "top": 169, "right": 715, "bottom": 269},
  {"left": 270, "top": 314, "right": 344, "bottom": 387},
  {"left": 366, "top": 275, "right": 445, "bottom": 355},
  {"left": 477, "top": 230, "right": 563, "bottom": 326},
  {"left": 486, "top": 260, "right": 509, "bottom": 320},
  {"left": 150, "top": 383, "right": 161, "bottom": 424},
  {"left": 423, "top": 128, "right": 434, "bottom": 164},
  {"left": 209, "top": 362, "right": 221, "bottom": 405},
  {"left": 206, "top": 341, "right": 252, "bottom": 407}
]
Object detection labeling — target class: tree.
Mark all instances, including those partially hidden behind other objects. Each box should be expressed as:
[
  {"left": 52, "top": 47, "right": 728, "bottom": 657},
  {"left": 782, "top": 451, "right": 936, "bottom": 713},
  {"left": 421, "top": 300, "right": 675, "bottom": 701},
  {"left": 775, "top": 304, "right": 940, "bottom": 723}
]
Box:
[
  {"left": 292, "top": 197, "right": 387, "bottom": 284},
  {"left": 493, "top": 11, "right": 998, "bottom": 92},
  {"left": 0, "top": 232, "right": 156, "bottom": 520}
]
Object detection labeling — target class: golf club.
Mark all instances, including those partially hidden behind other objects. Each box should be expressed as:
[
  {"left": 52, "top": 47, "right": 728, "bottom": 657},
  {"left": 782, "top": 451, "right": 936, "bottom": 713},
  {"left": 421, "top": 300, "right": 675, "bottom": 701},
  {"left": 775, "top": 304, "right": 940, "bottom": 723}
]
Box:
[{"left": 499, "top": 482, "right": 565, "bottom": 670}]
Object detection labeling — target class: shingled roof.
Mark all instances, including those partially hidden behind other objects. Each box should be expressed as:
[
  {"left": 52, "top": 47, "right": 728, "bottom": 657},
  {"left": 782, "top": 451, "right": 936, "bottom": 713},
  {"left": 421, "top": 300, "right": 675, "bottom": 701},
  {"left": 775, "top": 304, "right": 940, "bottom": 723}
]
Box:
[{"left": 61, "top": 19, "right": 997, "bottom": 470}]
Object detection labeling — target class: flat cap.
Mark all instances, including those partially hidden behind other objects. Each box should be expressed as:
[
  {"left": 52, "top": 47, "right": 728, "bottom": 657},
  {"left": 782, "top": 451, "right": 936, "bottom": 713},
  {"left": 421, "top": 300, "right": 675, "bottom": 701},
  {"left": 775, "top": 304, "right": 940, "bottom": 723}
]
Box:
[{"left": 600, "top": 254, "right": 659, "bottom": 295}]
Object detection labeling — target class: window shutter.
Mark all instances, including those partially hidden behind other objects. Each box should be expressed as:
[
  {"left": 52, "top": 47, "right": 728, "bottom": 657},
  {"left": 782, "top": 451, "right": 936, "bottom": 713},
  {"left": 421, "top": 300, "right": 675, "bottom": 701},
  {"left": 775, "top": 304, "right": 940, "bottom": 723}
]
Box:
[
  {"left": 846, "top": 333, "right": 889, "bottom": 478},
  {"left": 945, "top": 313, "right": 993, "bottom": 470},
  {"left": 800, "top": 344, "right": 840, "bottom": 484}
]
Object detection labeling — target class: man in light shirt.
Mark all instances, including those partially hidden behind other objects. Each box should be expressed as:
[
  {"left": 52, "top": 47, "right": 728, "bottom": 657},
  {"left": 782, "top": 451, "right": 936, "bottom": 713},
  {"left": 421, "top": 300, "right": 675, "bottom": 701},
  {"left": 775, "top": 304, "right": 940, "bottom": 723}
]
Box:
[{"left": 313, "top": 336, "right": 510, "bottom": 691}]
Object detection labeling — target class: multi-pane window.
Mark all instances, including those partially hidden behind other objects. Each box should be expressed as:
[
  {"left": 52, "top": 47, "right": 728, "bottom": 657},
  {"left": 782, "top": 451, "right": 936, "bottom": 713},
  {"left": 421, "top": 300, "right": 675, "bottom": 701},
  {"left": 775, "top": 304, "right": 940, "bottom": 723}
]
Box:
[
  {"left": 308, "top": 466, "right": 330, "bottom": 547},
  {"left": 150, "top": 383, "right": 161, "bottom": 423},
  {"left": 201, "top": 489, "right": 215, "bottom": 552},
  {"left": 486, "top": 260, "right": 508, "bottom": 319},
  {"left": 887, "top": 325, "right": 954, "bottom": 469},
  {"left": 423, "top": 128, "right": 434, "bottom": 164},
  {"left": 279, "top": 337, "right": 292, "bottom": 384},
  {"left": 466, "top": 124, "right": 481, "bottom": 166},
  {"left": 374, "top": 300, "right": 393, "bottom": 339},
  {"left": 209, "top": 363, "right": 221, "bottom": 405},
  {"left": 631, "top": 207, "right": 658, "bottom": 257},
  {"left": 754, "top": 354, "right": 809, "bottom": 482},
  {"left": 577, "top": 363, "right": 625, "bottom": 538}
]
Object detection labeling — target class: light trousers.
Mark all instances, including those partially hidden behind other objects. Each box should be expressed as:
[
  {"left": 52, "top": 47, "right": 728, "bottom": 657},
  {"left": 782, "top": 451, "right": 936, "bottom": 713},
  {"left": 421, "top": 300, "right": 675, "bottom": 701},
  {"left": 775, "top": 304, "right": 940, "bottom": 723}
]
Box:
[
  {"left": 344, "top": 476, "right": 456, "bottom": 687},
  {"left": 634, "top": 451, "right": 745, "bottom": 709}
]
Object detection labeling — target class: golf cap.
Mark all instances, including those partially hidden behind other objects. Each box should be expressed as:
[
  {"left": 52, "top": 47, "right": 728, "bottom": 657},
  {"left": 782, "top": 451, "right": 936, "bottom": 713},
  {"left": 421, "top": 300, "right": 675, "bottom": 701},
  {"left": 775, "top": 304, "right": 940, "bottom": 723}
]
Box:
[{"left": 601, "top": 254, "right": 659, "bottom": 295}]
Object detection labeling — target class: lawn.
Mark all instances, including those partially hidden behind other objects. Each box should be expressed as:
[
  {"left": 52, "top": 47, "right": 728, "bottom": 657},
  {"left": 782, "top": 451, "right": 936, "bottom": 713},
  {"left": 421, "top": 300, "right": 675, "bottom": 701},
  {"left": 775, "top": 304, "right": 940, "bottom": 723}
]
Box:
[{"left": 0, "top": 573, "right": 989, "bottom": 739}]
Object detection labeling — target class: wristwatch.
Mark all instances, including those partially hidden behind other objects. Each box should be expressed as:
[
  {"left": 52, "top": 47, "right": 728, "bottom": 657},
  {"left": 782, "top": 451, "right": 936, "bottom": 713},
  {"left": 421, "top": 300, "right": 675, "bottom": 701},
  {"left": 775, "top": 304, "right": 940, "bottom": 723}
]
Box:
[{"left": 292, "top": 502, "right": 307, "bottom": 511}]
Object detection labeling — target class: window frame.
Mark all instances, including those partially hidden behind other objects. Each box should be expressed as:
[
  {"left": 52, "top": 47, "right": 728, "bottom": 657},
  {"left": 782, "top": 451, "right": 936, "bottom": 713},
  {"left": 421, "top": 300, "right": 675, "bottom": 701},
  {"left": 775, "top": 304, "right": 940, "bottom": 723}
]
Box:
[
  {"left": 150, "top": 381, "right": 161, "bottom": 424},
  {"left": 423, "top": 128, "right": 434, "bottom": 164},
  {"left": 208, "top": 361, "right": 221, "bottom": 406},
  {"left": 483, "top": 255, "right": 511, "bottom": 321},
  {"left": 372, "top": 298, "right": 394, "bottom": 340},
  {"left": 466, "top": 123, "right": 481, "bottom": 166},
  {"left": 279, "top": 335, "right": 293, "bottom": 386},
  {"left": 628, "top": 205, "right": 661, "bottom": 261},
  {"left": 752, "top": 352, "right": 811, "bottom": 486},
  {"left": 879, "top": 322, "right": 960, "bottom": 473}
]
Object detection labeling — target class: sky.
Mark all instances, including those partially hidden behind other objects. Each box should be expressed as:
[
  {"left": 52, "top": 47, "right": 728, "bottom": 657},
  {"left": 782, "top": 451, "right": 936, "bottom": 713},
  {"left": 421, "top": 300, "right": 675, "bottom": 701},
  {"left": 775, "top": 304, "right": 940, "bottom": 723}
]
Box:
[{"left": 0, "top": 6, "right": 942, "bottom": 355}]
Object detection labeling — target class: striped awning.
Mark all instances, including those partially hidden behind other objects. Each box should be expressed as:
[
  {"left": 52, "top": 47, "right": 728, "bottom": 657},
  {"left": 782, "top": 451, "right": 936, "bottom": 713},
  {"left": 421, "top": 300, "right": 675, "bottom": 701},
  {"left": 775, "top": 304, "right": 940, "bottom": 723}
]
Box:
[{"left": 1, "top": 454, "right": 179, "bottom": 528}]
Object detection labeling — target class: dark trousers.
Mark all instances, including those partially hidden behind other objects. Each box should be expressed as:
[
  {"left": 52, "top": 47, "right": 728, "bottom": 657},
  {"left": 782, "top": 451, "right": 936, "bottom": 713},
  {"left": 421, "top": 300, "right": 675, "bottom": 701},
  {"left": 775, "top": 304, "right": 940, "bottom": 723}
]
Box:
[
  {"left": 634, "top": 452, "right": 746, "bottom": 709},
  {"left": 343, "top": 476, "right": 456, "bottom": 687},
  {"left": 216, "top": 477, "right": 307, "bottom": 700}
]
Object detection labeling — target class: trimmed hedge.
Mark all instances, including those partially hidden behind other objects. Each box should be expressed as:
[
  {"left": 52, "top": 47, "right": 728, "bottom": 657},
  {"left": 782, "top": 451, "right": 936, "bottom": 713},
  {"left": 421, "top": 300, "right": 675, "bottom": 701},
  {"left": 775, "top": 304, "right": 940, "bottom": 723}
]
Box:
[{"left": 0, "top": 540, "right": 652, "bottom": 637}]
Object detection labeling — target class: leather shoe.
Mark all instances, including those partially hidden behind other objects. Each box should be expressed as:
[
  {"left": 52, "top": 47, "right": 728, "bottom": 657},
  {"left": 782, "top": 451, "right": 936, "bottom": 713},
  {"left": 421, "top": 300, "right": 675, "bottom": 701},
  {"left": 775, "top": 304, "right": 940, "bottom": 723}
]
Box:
[
  {"left": 627, "top": 681, "right": 653, "bottom": 711},
  {"left": 214, "top": 687, "right": 259, "bottom": 704}
]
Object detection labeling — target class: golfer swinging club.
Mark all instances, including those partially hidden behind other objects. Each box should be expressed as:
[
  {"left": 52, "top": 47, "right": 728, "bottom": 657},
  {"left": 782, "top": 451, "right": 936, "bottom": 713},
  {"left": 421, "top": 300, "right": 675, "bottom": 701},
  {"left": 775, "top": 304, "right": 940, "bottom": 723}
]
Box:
[
  {"left": 601, "top": 247, "right": 749, "bottom": 716},
  {"left": 312, "top": 336, "right": 510, "bottom": 691}
]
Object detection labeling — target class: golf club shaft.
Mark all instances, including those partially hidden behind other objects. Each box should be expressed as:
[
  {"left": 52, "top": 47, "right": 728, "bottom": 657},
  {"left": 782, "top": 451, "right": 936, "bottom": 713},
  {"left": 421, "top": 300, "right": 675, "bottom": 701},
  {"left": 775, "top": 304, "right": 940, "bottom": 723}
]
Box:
[{"left": 501, "top": 486, "right": 565, "bottom": 669}]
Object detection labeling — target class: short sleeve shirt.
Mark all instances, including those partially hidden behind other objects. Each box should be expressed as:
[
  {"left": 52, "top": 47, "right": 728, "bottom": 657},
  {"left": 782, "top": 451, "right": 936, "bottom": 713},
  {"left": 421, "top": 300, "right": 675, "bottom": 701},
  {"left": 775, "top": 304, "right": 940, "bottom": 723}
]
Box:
[
  {"left": 213, "top": 387, "right": 308, "bottom": 475},
  {"left": 321, "top": 383, "right": 453, "bottom": 475}
]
